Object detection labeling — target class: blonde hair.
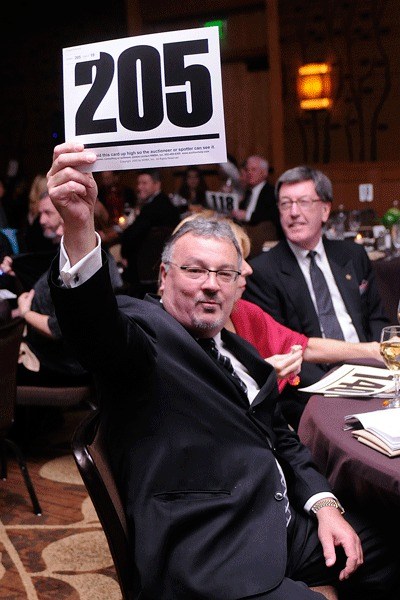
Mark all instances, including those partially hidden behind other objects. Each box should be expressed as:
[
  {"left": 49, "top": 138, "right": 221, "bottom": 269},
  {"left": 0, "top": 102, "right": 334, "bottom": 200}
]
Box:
[
  {"left": 28, "top": 174, "right": 47, "bottom": 220},
  {"left": 173, "top": 212, "right": 251, "bottom": 260}
]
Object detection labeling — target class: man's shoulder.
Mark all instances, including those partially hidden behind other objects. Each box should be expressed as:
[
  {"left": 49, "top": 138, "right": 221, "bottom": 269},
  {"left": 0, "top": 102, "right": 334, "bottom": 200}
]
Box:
[
  {"left": 116, "top": 294, "right": 178, "bottom": 325},
  {"left": 116, "top": 292, "right": 159, "bottom": 312},
  {"left": 259, "top": 181, "right": 275, "bottom": 197},
  {"left": 145, "top": 192, "right": 180, "bottom": 217},
  {"left": 153, "top": 191, "right": 173, "bottom": 204},
  {"left": 261, "top": 180, "right": 275, "bottom": 191},
  {"left": 323, "top": 237, "right": 368, "bottom": 261}
]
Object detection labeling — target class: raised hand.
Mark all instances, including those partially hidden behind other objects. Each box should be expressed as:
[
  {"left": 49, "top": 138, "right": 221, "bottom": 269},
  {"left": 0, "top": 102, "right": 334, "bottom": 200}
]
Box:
[{"left": 47, "top": 142, "right": 98, "bottom": 264}]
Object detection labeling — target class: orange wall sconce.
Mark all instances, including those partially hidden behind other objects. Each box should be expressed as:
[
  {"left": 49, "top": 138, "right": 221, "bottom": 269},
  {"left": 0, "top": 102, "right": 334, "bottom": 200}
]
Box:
[{"left": 297, "top": 63, "right": 332, "bottom": 110}]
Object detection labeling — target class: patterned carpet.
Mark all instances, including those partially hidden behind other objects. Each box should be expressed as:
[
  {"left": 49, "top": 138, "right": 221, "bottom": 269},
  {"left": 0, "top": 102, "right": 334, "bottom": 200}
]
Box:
[{"left": 0, "top": 408, "right": 122, "bottom": 599}]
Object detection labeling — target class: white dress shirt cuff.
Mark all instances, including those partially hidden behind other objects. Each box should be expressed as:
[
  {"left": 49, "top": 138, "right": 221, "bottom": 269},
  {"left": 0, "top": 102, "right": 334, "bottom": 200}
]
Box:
[
  {"left": 59, "top": 232, "right": 102, "bottom": 288},
  {"left": 304, "top": 492, "right": 336, "bottom": 513}
]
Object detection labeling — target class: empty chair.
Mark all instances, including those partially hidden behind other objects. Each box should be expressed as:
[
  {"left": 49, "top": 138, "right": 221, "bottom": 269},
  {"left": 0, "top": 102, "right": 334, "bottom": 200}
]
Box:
[
  {"left": 72, "top": 409, "right": 140, "bottom": 600},
  {"left": 244, "top": 220, "right": 278, "bottom": 258},
  {"left": 0, "top": 317, "right": 42, "bottom": 515},
  {"left": 15, "top": 383, "right": 97, "bottom": 450}
]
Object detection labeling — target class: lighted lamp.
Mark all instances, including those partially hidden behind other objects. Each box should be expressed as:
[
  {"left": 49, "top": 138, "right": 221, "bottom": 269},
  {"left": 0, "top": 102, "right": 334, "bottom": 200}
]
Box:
[{"left": 297, "top": 63, "right": 332, "bottom": 110}]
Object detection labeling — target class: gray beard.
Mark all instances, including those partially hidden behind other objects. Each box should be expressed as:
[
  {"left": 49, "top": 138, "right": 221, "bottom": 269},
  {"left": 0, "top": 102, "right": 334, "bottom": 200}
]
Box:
[{"left": 192, "top": 315, "right": 225, "bottom": 332}]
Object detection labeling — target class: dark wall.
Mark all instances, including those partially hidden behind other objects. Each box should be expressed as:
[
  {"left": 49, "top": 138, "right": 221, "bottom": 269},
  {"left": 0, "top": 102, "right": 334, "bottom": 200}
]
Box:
[
  {"left": 279, "top": 0, "right": 400, "bottom": 165},
  {"left": 0, "top": 1, "right": 128, "bottom": 184}
]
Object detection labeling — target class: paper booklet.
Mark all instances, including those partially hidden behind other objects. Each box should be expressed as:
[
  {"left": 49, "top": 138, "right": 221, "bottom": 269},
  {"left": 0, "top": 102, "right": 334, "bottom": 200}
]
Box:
[
  {"left": 344, "top": 408, "right": 400, "bottom": 456},
  {"left": 299, "top": 364, "right": 394, "bottom": 398},
  {"left": 351, "top": 430, "right": 400, "bottom": 458}
]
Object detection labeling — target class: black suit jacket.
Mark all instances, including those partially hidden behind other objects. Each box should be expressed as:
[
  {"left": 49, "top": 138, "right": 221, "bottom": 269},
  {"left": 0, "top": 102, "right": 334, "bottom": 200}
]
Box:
[
  {"left": 244, "top": 237, "right": 390, "bottom": 392},
  {"left": 121, "top": 192, "right": 180, "bottom": 254},
  {"left": 240, "top": 181, "right": 283, "bottom": 238},
  {"left": 120, "top": 192, "right": 180, "bottom": 286},
  {"left": 50, "top": 258, "right": 333, "bottom": 599}
]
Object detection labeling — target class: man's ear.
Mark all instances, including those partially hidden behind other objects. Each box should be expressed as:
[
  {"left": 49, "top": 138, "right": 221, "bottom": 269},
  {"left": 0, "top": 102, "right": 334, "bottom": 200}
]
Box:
[
  {"left": 158, "top": 264, "right": 167, "bottom": 294},
  {"left": 321, "top": 202, "right": 332, "bottom": 224}
]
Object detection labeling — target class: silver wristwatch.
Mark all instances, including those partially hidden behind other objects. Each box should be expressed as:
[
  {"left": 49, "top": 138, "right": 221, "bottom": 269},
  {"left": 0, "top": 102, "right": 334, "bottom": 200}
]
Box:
[{"left": 311, "top": 497, "right": 345, "bottom": 515}]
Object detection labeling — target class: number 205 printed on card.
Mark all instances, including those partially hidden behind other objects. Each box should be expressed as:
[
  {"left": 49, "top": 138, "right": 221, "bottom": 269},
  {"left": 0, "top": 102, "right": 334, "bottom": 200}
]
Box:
[{"left": 63, "top": 27, "right": 227, "bottom": 172}]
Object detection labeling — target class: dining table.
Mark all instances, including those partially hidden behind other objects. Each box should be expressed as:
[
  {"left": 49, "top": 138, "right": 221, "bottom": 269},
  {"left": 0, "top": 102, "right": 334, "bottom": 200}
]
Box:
[{"left": 298, "top": 393, "right": 400, "bottom": 517}]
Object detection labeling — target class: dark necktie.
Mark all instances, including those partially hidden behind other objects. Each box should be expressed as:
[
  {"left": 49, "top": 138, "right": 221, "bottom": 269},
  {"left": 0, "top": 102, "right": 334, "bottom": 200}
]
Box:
[
  {"left": 198, "top": 338, "right": 248, "bottom": 395},
  {"left": 308, "top": 250, "right": 344, "bottom": 340}
]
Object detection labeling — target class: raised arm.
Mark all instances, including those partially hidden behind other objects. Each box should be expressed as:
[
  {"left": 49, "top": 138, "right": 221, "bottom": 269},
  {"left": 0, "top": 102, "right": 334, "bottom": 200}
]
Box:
[{"left": 46, "top": 142, "right": 98, "bottom": 265}]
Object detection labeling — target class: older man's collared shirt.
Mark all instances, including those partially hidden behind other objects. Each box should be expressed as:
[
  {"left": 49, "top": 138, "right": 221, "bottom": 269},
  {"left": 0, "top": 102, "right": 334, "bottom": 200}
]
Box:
[{"left": 287, "top": 238, "right": 359, "bottom": 342}]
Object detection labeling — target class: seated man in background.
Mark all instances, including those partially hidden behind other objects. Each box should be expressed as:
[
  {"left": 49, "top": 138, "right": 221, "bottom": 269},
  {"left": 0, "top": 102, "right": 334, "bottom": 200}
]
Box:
[
  {"left": 1, "top": 191, "right": 123, "bottom": 387},
  {"left": 231, "top": 154, "right": 283, "bottom": 238},
  {"left": 244, "top": 165, "right": 389, "bottom": 427},
  {"left": 120, "top": 168, "right": 181, "bottom": 295},
  {"left": 45, "top": 141, "right": 399, "bottom": 600}
]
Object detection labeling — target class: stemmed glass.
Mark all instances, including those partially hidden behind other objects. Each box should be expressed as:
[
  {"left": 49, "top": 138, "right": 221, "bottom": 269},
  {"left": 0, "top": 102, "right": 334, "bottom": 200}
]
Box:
[
  {"left": 380, "top": 325, "right": 400, "bottom": 408},
  {"left": 348, "top": 210, "right": 362, "bottom": 234},
  {"left": 397, "top": 299, "right": 400, "bottom": 325}
]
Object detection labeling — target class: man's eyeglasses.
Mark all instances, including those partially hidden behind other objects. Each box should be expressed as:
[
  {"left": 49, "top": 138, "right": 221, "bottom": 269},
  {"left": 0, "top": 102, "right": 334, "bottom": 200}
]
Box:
[
  {"left": 166, "top": 262, "right": 241, "bottom": 283},
  {"left": 278, "top": 197, "right": 322, "bottom": 212}
]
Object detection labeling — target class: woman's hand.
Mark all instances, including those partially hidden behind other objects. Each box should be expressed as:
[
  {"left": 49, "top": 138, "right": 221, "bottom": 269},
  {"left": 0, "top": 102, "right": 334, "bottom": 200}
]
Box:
[
  {"left": 17, "top": 289, "right": 35, "bottom": 317},
  {"left": 265, "top": 344, "right": 303, "bottom": 383}
]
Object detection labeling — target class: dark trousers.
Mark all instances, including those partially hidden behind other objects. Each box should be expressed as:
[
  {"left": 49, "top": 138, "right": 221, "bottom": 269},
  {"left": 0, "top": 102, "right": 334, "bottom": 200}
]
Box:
[
  {"left": 141, "top": 506, "right": 399, "bottom": 600},
  {"left": 238, "top": 507, "right": 399, "bottom": 599}
]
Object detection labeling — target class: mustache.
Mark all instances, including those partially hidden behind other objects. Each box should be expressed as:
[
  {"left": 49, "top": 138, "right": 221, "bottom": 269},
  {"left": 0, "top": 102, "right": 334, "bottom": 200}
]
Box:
[{"left": 195, "top": 292, "right": 221, "bottom": 303}]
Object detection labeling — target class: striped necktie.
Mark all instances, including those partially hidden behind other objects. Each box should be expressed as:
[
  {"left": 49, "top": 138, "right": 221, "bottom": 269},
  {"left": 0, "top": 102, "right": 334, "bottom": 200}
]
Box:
[
  {"left": 308, "top": 251, "right": 344, "bottom": 340},
  {"left": 198, "top": 338, "right": 248, "bottom": 395}
]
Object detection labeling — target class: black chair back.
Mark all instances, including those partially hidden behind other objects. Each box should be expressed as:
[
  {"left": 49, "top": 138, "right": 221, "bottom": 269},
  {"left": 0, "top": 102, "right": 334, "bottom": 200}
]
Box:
[{"left": 72, "top": 409, "right": 141, "bottom": 600}]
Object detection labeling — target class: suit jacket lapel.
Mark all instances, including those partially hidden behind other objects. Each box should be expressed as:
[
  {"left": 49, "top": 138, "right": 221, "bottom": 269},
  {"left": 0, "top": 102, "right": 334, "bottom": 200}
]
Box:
[
  {"left": 221, "top": 329, "right": 276, "bottom": 394},
  {"left": 221, "top": 329, "right": 278, "bottom": 418}
]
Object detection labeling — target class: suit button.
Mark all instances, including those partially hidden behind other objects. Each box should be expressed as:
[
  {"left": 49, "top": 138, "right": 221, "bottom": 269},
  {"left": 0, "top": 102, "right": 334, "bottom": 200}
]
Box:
[{"left": 274, "top": 492, "right": 284, "bottom": 501}]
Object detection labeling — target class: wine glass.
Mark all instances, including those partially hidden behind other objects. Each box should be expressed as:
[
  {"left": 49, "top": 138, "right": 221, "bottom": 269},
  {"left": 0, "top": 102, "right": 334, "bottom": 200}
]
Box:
[
  {"left": 348, "top": 210, "right": 362, "bottom": 234},
  {"left": 397, "top": 298, "right": 400, "bottom": 325},
  {"left": 380, "top": 325, "right": 400, "bottom": 408}
]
